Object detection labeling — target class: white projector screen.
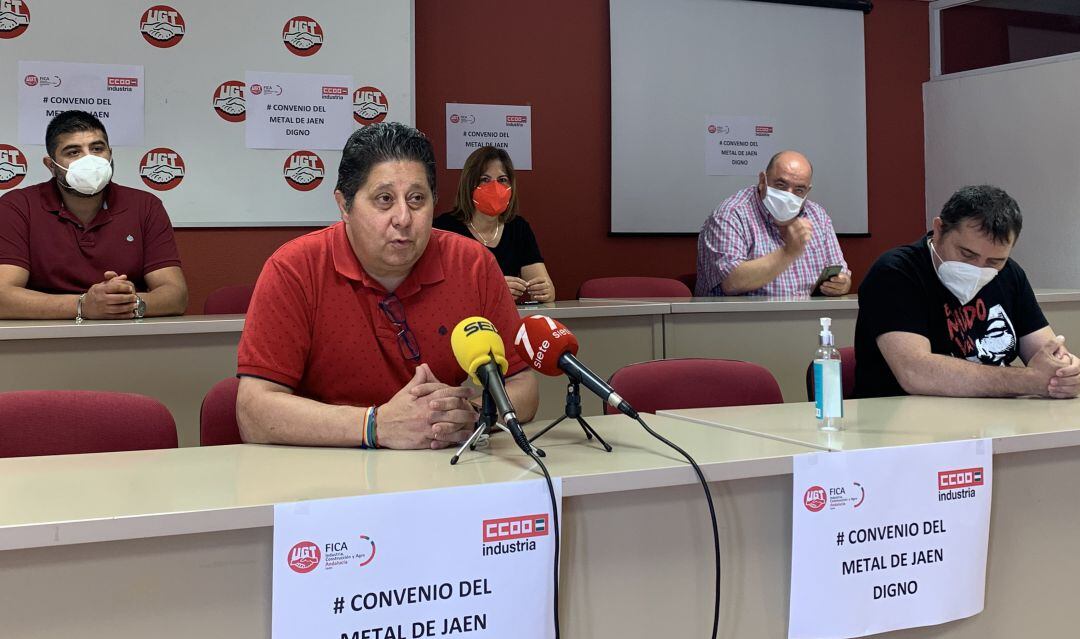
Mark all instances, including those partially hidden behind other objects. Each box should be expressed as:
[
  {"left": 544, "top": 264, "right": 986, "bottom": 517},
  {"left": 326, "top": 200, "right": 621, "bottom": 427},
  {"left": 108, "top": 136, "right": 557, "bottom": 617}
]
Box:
[
  {"left": 610, "top": 0, "right": 868, "bottom": 234},
  {"left": 0, "top": 0, "right": 414, "bottom": 227}
]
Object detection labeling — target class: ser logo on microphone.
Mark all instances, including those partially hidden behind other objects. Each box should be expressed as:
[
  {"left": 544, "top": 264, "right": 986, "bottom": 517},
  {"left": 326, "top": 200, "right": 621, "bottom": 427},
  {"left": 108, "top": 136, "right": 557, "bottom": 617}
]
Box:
[{"left": 462, "top": 320, "right": 497, "bottom": 337}]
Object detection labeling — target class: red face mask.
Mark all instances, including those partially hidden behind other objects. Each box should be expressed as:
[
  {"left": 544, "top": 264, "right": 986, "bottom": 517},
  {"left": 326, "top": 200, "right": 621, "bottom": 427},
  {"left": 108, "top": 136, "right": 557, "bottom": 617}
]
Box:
[{"left": 472, "top": 181, "right": 512, "bottom": 217}]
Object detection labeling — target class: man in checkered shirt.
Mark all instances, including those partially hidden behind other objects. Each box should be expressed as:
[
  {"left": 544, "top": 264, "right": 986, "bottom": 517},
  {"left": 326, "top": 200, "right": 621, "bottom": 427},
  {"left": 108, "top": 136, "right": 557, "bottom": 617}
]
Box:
[{"left": 695, "top": 150, "right": 850, "bottom": 297}]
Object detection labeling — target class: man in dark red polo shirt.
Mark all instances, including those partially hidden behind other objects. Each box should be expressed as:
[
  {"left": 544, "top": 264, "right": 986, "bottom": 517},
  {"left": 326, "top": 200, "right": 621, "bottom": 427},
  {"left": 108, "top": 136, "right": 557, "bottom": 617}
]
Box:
[
  {"left": 0, "top": 110, "right": 187, "bottom": 320},
  {"left": 237, "top": 123, "right": 539, "bottom": 450}
]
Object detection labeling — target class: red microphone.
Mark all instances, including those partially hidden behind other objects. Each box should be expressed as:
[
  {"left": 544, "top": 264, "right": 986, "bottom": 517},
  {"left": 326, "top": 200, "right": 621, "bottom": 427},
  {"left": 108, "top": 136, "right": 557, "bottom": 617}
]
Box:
[{"left": 514, "top": 315, "right": 637, "bottom": 418}]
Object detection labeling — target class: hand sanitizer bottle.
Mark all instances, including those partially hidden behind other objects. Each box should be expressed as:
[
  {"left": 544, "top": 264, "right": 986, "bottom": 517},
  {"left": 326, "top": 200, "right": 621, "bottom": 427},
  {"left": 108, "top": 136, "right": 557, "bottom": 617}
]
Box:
[{"left": 814, "top": 317, "right": 843, "bottom": 431}]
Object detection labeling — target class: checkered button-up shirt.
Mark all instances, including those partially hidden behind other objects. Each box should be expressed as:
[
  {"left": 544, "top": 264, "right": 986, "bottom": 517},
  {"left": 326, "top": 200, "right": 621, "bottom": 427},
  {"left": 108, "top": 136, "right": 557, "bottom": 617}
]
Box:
[{"left": 695, "top": 186, "right": 848, "bottom": 296}]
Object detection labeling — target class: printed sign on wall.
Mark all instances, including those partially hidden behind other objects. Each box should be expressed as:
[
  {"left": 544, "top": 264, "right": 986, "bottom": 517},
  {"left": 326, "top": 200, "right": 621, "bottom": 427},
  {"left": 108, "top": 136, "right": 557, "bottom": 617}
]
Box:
[
  {"left": 445, "top": 103, "right": 532, "bottom": 170},
  {"left": 704, "top": 115, "right": 776, "bottom": 176},
  {"left": 245, "top": 71, "right": 354, "bottom": 150},
  {"left": 18, "top": 60, "right": 145, "bottom": 147}
]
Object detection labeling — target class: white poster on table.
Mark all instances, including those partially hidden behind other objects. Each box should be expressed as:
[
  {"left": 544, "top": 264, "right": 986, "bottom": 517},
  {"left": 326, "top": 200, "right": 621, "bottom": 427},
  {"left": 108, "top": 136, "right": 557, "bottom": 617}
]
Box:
[
  {"left": 273, "top": 478, "right": 560, "bottom": 639},
  {"left": 790, "top": 439, "right": 992, "bottom": 639},
  {"left": 18, "top": 61, "right": 144, "bottom": 146},
  {"left": 445, "top": 103, "right": 532, "bottom": 170},
  {"left": 704, "top": 115, "right": 776, "bottom": 176},
  {"left": 245, "top": 71, "right": 354, "bottom": 150}
]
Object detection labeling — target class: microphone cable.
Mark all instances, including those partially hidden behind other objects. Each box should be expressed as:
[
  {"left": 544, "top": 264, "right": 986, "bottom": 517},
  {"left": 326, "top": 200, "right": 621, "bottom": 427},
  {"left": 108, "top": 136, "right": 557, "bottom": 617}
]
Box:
[
  {"left": 633, "top": 414, "right": 721, "bottom": 639},
  {"left": 522, "top": 443, "right": 561, "bottom": 639}
]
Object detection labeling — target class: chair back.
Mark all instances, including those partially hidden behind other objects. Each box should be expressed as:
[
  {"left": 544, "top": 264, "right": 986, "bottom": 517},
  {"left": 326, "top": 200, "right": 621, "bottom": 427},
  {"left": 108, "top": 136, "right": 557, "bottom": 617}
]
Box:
[
  {"left": 605, "top": 358, "right": 783, "bottom": 415},
  {"left": 200, "top": 377, "right": 242, "bottom": 446},
  {"left": 804, "top": 346, "right": 857, "bottom": 401},
  {"left": 578, "top": 276, "right": 691, "bottom": 299},
  {"left": 0, "top": 390, "right": 177, "bottom": 458},
  {"left": 675, "top": 273, "right": 698, "bottom": 295},
  {"left": 204, "top": 284, "right": 256, "bottom": 315}
]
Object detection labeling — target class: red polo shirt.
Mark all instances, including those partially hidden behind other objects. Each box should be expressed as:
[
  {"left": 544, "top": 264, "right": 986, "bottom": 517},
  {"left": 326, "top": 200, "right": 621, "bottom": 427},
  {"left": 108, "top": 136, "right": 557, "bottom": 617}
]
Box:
[
  {"left": 0, "top": 179, "right": 181, "bottom": 294},
  {"left": 237, "top": 223, "right": 528, "bottom": 407}
]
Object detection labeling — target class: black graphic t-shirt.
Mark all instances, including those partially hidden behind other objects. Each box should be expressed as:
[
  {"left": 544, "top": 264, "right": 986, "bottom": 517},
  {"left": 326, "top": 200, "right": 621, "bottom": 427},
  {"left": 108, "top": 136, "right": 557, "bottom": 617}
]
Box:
[{"left": 854, "top": 234, "right": 1048, "bottom": 398}]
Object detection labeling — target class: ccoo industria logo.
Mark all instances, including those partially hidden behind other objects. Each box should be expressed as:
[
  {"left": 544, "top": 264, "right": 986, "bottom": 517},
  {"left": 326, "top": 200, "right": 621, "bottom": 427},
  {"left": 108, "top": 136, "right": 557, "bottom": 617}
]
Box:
[
  {"left": 482, "top": 514, "right": 549, "bottom": 557},
  {"left": 937, "top": 467, "right": 983, "bottom": 502}
]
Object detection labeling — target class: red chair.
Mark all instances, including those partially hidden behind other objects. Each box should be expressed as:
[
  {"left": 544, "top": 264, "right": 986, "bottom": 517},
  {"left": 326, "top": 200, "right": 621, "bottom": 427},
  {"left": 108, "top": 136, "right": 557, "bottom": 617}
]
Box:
[
  {"left": 578, "top": 277, "right": 692, "bottom": 298},
  {"left": 200, "top": 377, "right": 243, "bottom": 446},
  {"left": 0, "top": 390, "right": 177, "bottom": 458},
  {"left": 203, "top": 284, "right": 256, "bottom": 315},
  {"left": 804, "top": 346, "right": 856, "bottom": 401},
  {"left": 675, "top": 272, "right": 698, "bottom": 295},
  {"left": 604, "top": 358, "right": 783, "bottom": 415}
]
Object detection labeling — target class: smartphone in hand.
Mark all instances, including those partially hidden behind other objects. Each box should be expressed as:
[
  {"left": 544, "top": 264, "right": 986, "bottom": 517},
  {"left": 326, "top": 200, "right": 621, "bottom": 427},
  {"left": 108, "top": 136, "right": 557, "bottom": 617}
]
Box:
[{"left": 812, "top": 265, "right": 844, "bottom": 296}]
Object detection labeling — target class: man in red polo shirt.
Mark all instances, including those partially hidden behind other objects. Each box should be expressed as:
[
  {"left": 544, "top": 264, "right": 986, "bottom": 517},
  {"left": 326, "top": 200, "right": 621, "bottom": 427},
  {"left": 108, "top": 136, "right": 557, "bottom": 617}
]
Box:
[
  {"left": 237, "top": 123, "right": 539, "bottom": 450},
  {"left": 0, "top": 110, "right": 187, "bottom": 320}
]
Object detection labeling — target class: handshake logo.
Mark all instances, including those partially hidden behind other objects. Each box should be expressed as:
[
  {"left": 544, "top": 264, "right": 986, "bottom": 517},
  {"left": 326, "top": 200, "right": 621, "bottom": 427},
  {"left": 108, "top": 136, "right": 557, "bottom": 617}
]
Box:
[
  {"left": 140, "top": 5, "right": 185, "bottom": 48},
  {"left": 0, "top": 145, "right": 28, "bottom": 190},
  {"left": 139, "top": 148, "right": 186, "bottom": 191},
  {"left": 283, "top": 150, "right": 325, "bottom": 192},
  {"left": 283, "top": 16, "right": 324, "bottom": 57},
  {"left": 353, "top": 87, "right": 389, "bottom": 126},
  {"left": 0, "top": 0, "right": 30, "bottom": 39},
  {"left": 213, "top": 81, "right": 246, "bottom": 123}
]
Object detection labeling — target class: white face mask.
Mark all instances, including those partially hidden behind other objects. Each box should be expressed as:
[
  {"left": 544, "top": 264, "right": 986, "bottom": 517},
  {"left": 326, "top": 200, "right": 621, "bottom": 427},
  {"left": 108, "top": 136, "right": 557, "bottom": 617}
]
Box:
[
  {"left": 762, "top": 186, "right": 804, "bottom": 222},
  {"left": 929, "top": 238, "right": 999, "bottom": 305},
  {"left": 54, "top": 154, "right": 113, "bottom": 196}
]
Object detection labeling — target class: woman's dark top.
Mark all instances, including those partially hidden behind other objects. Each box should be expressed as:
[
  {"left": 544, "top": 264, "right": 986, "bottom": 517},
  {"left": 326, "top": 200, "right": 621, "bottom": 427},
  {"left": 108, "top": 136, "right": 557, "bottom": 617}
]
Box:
[{"left": 432, "top": 212, "right": 544, "bottom": 277}]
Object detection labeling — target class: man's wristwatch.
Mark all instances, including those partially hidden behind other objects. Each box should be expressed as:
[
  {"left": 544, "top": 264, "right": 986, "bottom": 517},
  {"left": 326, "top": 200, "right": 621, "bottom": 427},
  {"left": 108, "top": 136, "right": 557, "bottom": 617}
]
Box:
[{"left": 133, "top": 295, "right": 146, "bottom": 319}]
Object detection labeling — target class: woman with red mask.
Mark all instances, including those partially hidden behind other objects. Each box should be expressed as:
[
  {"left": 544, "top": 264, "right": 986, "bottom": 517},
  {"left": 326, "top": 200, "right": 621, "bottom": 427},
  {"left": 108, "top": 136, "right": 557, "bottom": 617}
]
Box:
[{"left": 433, "top": 146, "right": 555, "bottom": 302}]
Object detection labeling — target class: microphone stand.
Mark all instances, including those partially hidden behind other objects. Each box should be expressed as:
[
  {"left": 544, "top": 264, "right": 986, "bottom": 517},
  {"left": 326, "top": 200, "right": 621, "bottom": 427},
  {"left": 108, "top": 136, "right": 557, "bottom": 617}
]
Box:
[
  {"left": 528, "top": 380, "right": 612, "bottom": 452},
  {"left": 451, "top": 389, "right": 546, "bottom": 465}
]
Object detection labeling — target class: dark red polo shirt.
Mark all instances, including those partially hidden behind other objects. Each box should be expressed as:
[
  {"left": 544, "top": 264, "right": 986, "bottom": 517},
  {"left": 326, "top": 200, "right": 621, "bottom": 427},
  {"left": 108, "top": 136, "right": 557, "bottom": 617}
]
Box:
[
  {"left": 0, "top": 179, "right": 182, "bottom": 294},
  {"left": 237, "top": 224, "right": 528, "bottom": 407}
]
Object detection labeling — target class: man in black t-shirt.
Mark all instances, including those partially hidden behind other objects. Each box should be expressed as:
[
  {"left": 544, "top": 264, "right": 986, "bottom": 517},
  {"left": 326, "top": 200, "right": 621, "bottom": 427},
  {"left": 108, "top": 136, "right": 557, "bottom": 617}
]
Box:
[{"left": 855, "top": 185, "right": 1080, "bottom": 399}]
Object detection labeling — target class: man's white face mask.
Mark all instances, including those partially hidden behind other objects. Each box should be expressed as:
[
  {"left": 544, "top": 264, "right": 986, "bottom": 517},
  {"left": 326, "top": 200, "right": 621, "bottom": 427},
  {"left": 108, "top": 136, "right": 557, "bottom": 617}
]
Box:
[
  {"left": 762, "top": 186, "right": 804, "bottom": 222},
  {"left": 54, "top": 154, "right": 113, "bottom": 196},
  {"left": 929, "top": 238, "right": 999, "bottom": 305}
]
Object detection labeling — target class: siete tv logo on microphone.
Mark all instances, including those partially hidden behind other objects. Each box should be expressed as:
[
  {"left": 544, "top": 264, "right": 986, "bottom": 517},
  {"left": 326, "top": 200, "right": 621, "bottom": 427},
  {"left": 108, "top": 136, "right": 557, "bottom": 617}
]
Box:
[
  {"left": 481, "top": 514, "right": 548, "bottom": 558},
  {"left": 514, "top": 315, "right": 571, "bottom": 370}
]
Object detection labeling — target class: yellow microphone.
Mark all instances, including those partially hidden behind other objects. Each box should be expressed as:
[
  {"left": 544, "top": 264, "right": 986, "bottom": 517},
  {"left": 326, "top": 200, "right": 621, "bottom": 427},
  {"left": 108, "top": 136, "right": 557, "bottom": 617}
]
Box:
[
  {"left": 450, "top": 317, "right": 531, "bottom": 454},
  {"left": 451, "top": 317, "right": 508, "bottom": 385}
]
